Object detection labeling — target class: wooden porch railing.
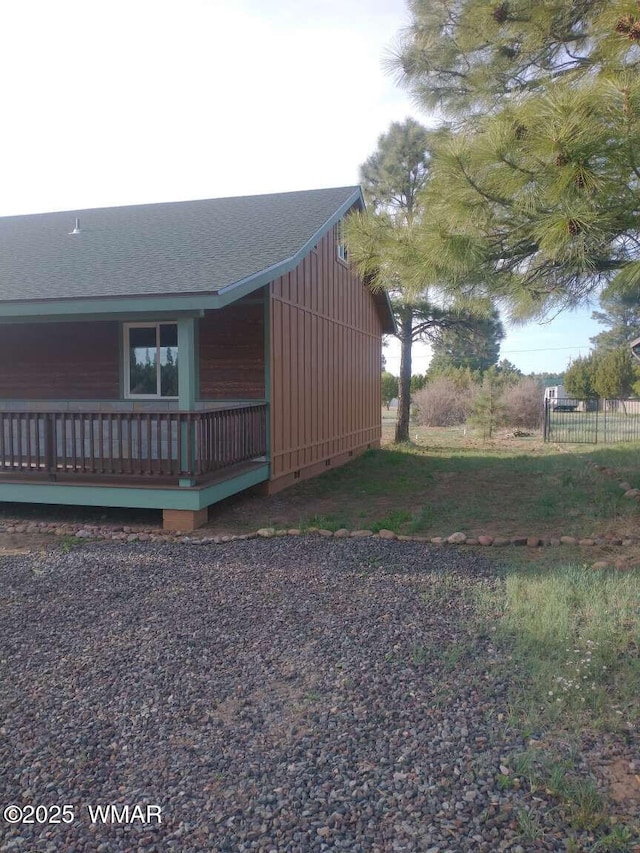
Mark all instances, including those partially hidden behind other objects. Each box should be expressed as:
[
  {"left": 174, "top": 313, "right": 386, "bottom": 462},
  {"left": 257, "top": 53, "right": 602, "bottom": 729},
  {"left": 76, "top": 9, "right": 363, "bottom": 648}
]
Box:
[{"left": 0, "top": 405, "right": 267, "bottom": 481}]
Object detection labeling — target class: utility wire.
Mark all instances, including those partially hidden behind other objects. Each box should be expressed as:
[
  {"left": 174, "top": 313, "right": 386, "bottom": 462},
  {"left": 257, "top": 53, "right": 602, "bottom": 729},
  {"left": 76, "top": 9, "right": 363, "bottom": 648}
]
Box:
[{"left": 383, "top": 344, "right": 590, "bottom": 360}]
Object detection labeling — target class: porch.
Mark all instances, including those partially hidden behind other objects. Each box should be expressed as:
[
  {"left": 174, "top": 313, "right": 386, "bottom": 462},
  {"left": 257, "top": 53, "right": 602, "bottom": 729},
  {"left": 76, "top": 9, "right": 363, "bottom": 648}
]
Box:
[
  {"left": 0, "top": 403, "right": 269, "bottom": 529},
  {"left": 0, "top": 402, "right": 267, "bottom": 483}
]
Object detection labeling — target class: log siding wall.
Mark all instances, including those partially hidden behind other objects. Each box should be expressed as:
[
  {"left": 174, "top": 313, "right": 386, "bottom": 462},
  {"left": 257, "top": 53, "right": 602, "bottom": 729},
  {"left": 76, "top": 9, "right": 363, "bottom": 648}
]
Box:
[
  {"left": 199, "top": 297, "right": 265, "bottom": 400},
  {"left": 0, "top": 321, "right": 120, "bottom": 400},
  {"left": 269, "top": 220, "right": 382, "bottom": 487}
]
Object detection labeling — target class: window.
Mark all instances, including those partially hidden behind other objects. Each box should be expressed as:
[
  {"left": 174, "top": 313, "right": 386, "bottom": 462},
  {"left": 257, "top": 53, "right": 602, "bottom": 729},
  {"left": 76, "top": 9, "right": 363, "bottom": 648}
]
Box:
[
  {"left": 336, "top": 218, "right": 347, "bottom": 262},
  {"left": 125, "top": 323, "right": 178, "bottom": 398}
]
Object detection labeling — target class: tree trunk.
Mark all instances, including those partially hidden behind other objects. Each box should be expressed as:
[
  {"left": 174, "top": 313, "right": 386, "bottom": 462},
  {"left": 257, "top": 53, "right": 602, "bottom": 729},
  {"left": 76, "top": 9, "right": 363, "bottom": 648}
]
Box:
[{"left": 395, "top": 306, "right": 413, "bottom": 443}]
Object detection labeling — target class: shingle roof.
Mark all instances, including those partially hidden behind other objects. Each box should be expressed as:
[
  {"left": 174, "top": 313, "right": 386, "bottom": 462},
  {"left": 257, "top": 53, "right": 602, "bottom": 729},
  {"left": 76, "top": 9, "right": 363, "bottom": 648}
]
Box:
[{"left": 0, "top": 186, "right": 362, "bottom": 304}]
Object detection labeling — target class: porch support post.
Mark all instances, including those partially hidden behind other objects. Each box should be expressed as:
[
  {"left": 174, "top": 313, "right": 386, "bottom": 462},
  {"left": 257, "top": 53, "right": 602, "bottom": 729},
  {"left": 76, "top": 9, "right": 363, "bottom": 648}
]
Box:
[
  {"left": 178, "top": 317, "right": 198, "bottom": 410},
  {"left": 177, "top": 317, "right": 198, "bottom": 486}
]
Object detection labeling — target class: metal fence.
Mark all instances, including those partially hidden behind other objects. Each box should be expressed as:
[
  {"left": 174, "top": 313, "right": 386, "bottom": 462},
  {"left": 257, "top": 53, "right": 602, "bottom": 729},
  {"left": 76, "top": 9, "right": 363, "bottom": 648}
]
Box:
[{"left": 543, "top": 398, "right": 640, "bottom": 444}]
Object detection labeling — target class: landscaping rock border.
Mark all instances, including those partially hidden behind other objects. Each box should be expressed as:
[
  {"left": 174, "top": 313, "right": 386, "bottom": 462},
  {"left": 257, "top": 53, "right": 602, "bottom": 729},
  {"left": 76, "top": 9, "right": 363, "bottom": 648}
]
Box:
[{"left": 1, "top": 517, "right": 639, "bottom": 571}]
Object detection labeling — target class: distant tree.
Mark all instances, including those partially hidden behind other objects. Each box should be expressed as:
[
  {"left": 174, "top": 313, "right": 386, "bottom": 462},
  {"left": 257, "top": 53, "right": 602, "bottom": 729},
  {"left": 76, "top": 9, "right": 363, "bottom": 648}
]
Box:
[
  {"left": 564, "top": 354, "right": 599, "bottom": 399},
  {"left": 494, "top": 359, "right": 522, "bottom": 385},
  {"left": 590, "top": 287, "right": 640, "bottom": 354},
  {"left": 428, "top": 308, "right": 504, "bottom": 375},
  {"left": 381, "top": 371, "right": 399, "bottom": 410},
  {"left": 593, "top": 347, "right": 637, "bottom": 399},
  {"left": 528, "top": 371, "right": 565, "bottom": 388},
  {"left": 410, "top": 373, "right": 428, "bottom": 394}
]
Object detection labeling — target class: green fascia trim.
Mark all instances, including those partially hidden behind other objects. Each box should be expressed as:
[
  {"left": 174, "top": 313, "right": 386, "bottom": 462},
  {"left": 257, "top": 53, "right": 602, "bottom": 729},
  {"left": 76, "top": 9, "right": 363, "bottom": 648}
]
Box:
[
  {"left": 0, "top": 302, "right": 209, "bottom": 321},
  {"left": 0, "top": 399, "right": 267, "bottom": 409},
  {"left": 0, "top": 465, "right": 269, "bottom": 511},
  {"left": 118, "top": 324, "right": 125, "bottom": 398},
  {"left": 0, "top": 191, "right": 365, "bottom": 318},
  {"left": 215, "top": 189, "right": 364, "bottom": 307},
  {"left": 195, "top": 465, "right": 269, "bottom": 508}
]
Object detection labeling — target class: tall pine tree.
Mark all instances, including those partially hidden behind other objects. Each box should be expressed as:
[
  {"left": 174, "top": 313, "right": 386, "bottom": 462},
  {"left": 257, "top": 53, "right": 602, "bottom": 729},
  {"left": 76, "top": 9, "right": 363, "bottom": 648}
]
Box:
[{"left": 347, "top": 119, "right": 488, "bottom": 442}]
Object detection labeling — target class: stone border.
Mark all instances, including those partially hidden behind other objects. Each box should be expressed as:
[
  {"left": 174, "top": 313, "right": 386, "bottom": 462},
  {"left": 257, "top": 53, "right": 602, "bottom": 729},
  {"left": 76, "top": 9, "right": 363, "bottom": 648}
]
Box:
[{"left": 0, "top": 519, "right": 638, "bottom": 572}]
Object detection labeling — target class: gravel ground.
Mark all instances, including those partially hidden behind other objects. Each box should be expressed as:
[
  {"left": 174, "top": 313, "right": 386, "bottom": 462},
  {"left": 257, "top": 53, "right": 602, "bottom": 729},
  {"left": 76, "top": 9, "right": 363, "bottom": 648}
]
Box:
[{"left": 0, "top": 539, "right": 625, "bottom": 852}]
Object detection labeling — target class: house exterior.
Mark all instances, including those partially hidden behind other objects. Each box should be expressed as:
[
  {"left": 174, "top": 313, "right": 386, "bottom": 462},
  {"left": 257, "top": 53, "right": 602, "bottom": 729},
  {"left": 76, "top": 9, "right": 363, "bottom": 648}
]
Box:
[{"left": 0, "top": 186, "right": 394, "bottom": 530}]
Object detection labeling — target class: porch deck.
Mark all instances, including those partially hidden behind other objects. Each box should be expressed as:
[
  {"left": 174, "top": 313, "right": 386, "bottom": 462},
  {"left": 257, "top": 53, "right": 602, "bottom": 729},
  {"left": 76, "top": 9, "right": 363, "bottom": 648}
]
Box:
[{"left": 0, "top": 404, "right": 267, "bottom": 487}]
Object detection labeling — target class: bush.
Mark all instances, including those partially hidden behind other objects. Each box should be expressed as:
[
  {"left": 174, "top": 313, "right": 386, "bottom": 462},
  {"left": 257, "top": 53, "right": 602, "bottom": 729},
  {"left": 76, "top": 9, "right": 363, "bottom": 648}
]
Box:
[
  {"left": 413, "top": 377, "right": 476, "bottom": 426},
  {"left": 501, "top": 377, "right": 544, "bottom": 429}
]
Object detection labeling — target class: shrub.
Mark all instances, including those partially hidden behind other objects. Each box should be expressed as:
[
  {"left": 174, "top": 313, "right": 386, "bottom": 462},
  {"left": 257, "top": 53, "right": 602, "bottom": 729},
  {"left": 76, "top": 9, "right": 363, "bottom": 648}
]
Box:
[
  {"left": 413, "top": 377, "right": 476, "bottom": 426},
  {"left": 501, "top": 377, "right": 544, "bottom": 429}
]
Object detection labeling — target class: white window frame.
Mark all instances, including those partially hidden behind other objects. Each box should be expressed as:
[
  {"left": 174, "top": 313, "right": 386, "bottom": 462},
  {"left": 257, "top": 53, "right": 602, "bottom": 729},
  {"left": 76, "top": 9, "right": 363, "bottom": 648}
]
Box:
[{"left": 124, "top": 321, "right": 179, "bottom": 399}]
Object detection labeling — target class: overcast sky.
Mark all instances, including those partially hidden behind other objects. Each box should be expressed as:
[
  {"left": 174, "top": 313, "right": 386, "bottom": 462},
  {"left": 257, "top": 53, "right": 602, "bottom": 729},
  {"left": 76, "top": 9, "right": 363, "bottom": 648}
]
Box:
[{"left": 0, "top": 0, "right": 600, "bottom": 373}]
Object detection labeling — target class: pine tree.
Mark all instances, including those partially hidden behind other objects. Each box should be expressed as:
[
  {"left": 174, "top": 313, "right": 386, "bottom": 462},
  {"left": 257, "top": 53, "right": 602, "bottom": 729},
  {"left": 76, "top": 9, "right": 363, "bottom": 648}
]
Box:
[
  {"left": 428, "top": 308, "right": 504, "bottom": 375},
  {"left": 467, "top": 372, "right": 507, "bottom": 439},
  {"left": 389, "top": 0, "right": 640, "bottom": 317},
  {"left": 590, "top": 286, "right": 640, "bottom": 353},
  {"left": 593, "top": 347, "right": 637, "bottom": 399},
  {"left": 347, "top": 119, "right": 491, "bottom": 441},
  {"left": 564, "top": 354, "right": 599, "bottom": 399}
]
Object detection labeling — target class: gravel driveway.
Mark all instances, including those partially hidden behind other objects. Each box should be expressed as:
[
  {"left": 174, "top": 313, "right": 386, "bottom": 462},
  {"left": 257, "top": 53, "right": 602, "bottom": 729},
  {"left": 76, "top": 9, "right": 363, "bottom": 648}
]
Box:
[{"left": 0, "top": 538, "right": 609, "bottom": 851}]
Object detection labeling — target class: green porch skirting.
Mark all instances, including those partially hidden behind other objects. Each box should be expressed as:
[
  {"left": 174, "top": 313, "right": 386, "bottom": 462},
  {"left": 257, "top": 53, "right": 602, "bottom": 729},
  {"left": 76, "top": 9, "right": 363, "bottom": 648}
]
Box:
[{"left": 0, "top": 464, "right": 269, "bottom": 512}]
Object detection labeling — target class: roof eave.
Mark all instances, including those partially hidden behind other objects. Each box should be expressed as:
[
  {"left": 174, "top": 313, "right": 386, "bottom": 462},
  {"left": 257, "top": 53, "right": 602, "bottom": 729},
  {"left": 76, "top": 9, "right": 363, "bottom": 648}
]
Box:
[{"left": 215, "top": 187, "right": 365, "bottom": 306}]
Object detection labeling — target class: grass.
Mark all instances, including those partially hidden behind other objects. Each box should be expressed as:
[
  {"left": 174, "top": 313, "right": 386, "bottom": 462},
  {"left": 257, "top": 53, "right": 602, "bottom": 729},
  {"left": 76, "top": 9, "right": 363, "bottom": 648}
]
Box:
[
  {"left": 421, "top": 564, "right": 640, "bottom": 846},
  {"left": 507, "top": 749, "right": 609, "bottom": 833},
  {"left": 203, "top": 421, "right": 640, "bottom": 543},
  {"left": 475, "top": 563, "right": 639, "bottom": 733},
  {"left": 470, "top": 562, "right": 639, "bottom": 847},
  {"left": 283, "top": 430, "right": 639, "bottom": 539},
  {"left": 59, "top": 534, "right": 85, "bottom": 553}
]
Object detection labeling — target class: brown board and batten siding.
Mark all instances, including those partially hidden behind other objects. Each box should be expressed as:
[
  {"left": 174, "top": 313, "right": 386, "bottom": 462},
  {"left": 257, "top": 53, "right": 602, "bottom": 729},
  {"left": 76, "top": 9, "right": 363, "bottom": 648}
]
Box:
[
  {"left": 269, "top": 220, "right": 382, "bottom": 490},
  {"left": 0, "top": 321, "right": 120, "bottom": 400},
  {"left": 199, "top": 295, "right": 265, "bottom": 400}
]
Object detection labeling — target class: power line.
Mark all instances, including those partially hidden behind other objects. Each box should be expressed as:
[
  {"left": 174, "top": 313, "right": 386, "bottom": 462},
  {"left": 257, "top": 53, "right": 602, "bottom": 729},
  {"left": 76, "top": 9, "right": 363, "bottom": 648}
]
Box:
[
  {"left": 501, "top": 345, "right": 592, "bottom": 354},
  {"left": 383, "top": 344, "right": 591, "bottom": 360}
]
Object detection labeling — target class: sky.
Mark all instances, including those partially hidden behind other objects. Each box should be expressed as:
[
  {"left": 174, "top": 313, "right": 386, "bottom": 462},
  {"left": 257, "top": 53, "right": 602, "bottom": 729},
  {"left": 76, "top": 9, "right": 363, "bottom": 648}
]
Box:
[{"left": 0, "top": 0, "right": 601, "bottom": 374}]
